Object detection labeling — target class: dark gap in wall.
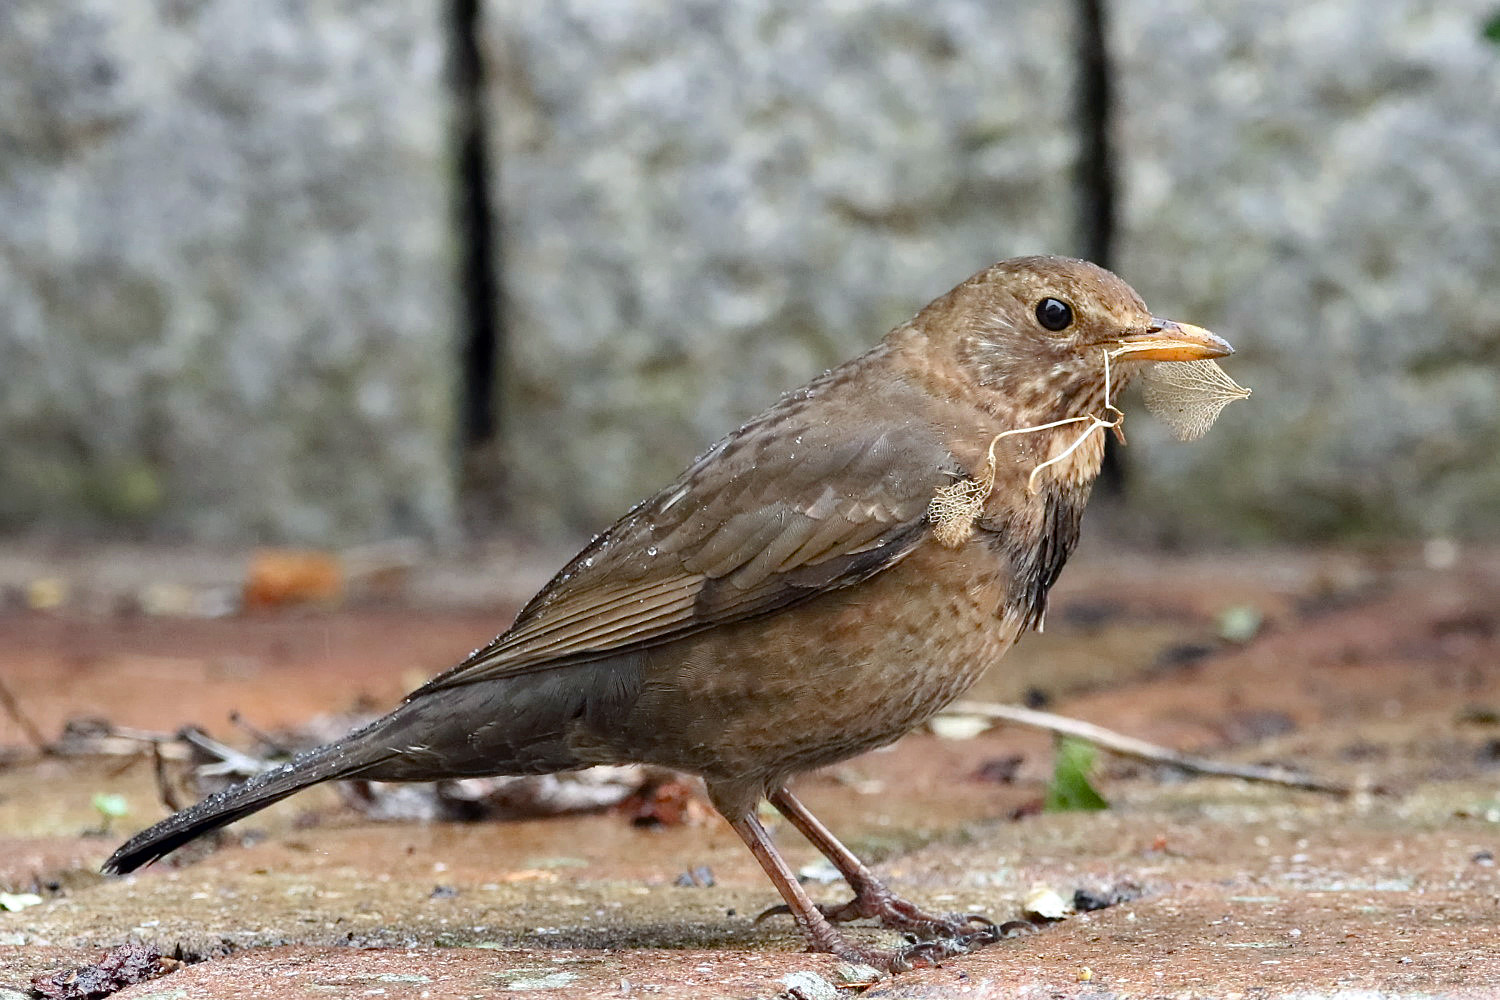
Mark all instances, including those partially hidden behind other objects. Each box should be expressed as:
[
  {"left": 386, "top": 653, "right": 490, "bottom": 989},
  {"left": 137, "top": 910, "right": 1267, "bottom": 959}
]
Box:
[
  {"left": 451, "top": 0, "right": 501, "bottom": 450},
  {"left": 1076, "top": 0, "right": 1125, "bottom": 493},
  {"left": 1077, "top": 0, "right": 1116, "bottom": 269}
]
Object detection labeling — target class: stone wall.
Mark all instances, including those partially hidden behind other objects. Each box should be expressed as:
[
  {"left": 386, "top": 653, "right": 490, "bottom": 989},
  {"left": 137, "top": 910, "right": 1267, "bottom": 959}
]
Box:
[
  {"left": 485, "top": 0, "right": 1082, "bottom": 534},
  {"left": 1111, "top": 0, "right": 1500, "bottom": 541},
  {"left": 0, "top": 1, "right": 460, "bottom": 543},
  {"left": 2, "top": 0, "right": 1497, "bottom": 543}
]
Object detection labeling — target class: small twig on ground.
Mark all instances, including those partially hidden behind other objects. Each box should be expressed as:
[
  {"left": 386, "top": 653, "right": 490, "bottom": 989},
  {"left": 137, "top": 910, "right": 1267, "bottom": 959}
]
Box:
[
  {"left": 0, "top": 673, "right": 51, "bottom": 752},
  {"left": 51, "top": 723, "right": 191, "bottom": 760},
  {"left": 946, "top": 700, "right": 1352, "bottom": 795},
  {"left": 152, "top": 741, "right": 183, "bottom": 812},
  {"left": 229, "top": 710, "right": 293, "bottom": 756},
  {"left": 178, "top": 725, "right": 277, "bottom": 778}
]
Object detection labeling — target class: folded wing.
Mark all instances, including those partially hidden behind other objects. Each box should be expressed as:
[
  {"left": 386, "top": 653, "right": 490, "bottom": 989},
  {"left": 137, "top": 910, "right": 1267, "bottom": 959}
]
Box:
[{"left": 415, "top": 407, "right": 957, "bottom": 693}]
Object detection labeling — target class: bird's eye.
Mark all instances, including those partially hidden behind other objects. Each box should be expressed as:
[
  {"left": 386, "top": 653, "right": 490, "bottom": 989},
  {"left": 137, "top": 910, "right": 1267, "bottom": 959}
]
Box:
[{"left": 1035, "top": 297, "right": 1074, "bottom": 331}]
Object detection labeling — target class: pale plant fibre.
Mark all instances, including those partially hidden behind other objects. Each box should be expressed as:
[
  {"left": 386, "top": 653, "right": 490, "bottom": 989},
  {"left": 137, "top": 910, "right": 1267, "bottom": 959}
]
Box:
[
  {"left": 931, "top": 351, "right": 1125, "bottom": 546},
  {"left": 1140, "top": 359, "right": 1251, "bottom": 441},
  {"left": 930, "top": 351, "right": 1251, "bottom": 544},
  {"left": 929, "top": 434, "right": 1001, "bottom": 547}
]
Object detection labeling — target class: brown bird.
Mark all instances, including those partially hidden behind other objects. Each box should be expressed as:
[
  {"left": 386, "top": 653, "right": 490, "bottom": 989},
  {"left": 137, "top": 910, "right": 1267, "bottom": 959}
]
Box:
[{"left": 105, "top": 256, "right": 1232, "bottom": 969}]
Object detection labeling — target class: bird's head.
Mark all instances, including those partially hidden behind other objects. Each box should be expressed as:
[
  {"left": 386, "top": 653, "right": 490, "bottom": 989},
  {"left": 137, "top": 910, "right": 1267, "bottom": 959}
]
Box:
[{"left": 933, "top": 255, "right": 1233, "bottom": 416}]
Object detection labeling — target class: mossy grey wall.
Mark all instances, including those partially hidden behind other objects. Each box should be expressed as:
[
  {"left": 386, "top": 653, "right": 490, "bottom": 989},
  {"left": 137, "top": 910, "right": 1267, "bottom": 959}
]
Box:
[{"left": 3, "top": 0, "right": 1498, "bottom": 543}]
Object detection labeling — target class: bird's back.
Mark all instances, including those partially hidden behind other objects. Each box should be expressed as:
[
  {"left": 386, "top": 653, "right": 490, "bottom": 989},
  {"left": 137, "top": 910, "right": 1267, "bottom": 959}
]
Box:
[{"left": 367, "top": 337, "right": 1092, "bottom": 816}]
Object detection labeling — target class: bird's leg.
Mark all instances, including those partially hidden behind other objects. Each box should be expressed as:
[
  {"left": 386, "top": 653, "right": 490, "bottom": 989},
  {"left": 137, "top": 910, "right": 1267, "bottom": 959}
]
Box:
[
  {"left": 729, "top": 809, "right": 967, "bottom": 973},
  {"left": 759, "top": 787, "right": 1000, "bottom": 947}
]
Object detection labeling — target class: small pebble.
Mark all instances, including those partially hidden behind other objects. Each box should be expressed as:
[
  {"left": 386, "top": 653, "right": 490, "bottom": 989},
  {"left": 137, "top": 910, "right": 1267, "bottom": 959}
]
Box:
[
  {"left": 796, "top": 859, "right": 841, "bottom": 884},
  {"left": 930, "top": 714, "right": 991, "bottom": 740},
  {"left": 833, "top": 962, "right": 881, "bottom": 985},
  {"left": 1218, "top": 604, "right": 1263, "bottom": 643},
  {"left": 673, "top": 865, "right": 715, "bottom": 888},
  {"left": 25, "top": 578, "right": 68, "bottom": 611},
  {"left": 1023, "top": 885, "right": 1072, "bottom": 921},
  {"left": 779, "top": 970, "right": 837, "bottom": 1000}
]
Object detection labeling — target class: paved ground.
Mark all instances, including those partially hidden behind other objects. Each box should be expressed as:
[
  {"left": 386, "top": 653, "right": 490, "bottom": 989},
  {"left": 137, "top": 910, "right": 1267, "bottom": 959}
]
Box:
[{"left": 2, "top": 543, "right": 1499, "bottom": 998}]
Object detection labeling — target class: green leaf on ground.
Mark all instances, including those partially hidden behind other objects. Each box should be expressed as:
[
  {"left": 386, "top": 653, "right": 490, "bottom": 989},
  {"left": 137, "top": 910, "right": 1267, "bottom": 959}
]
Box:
[
  {"left": 0, "top": 892, "right": 44, "bottom": 912},
  {"left": 92, "top": 792, "right": 130, "bottom": 821},
  {"left": 1044, "top": 736, "right": 1109, "bottom": 812}
]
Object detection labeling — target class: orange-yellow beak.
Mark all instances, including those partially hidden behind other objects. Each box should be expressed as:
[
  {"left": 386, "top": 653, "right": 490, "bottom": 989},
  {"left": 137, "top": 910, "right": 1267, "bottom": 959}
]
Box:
[{"left": 1108, "top": 319, "right": 1234, "bottom": 362}]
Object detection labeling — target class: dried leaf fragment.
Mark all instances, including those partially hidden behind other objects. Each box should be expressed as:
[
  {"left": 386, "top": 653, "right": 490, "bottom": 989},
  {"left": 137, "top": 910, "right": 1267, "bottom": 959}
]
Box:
[
  {"left": 243, "top": 549, "right": 344, "bottom": 609},
  {"left": 32, "top": 942, "right": 179, "bottom": 1000},
  {"left": 1141, "top": 359, "right": 1251, "bottom": 441},
  {"left": 929, "top": 439, "right": 1002, "bottom": 547},
  {"left": 1023, "top": 885, "right": 1074, "bottom": 921},
  {"left": 929, "top": 477, "right": 987, "bottom": 547},
  {"left": 929, "top": 713, "right": 992, "bottom": 740}
]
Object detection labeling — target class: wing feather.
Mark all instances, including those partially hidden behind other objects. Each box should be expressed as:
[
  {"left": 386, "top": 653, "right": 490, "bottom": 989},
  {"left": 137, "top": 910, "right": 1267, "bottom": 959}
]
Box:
[
  {"left": 498, "top": 576, "right": 696, "bottom": 649},
  {"left": 511, "top": 592, "right": 700, "bottom": 664},
  {"left": 413, "top": 378, "right": 957, "bottom": 695}
]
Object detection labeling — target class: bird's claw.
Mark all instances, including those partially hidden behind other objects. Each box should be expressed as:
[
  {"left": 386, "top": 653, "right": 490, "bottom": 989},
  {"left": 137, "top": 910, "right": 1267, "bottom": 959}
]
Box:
[
  {"left": 839, "top": 933, "right": 981, "bottom": 974},
  {"left": 753, "top": 902, "right": 794, "bottom": 925},
  {"left": 954, "top": 913, "right": 1002, "bottom": 946},
  {"left": 762, "top": 903, "right": 1002, "bottom": 974},
  {"left": 904, "top": 914, "right": 1002, "bottom": 952},
  {"left": 897, "top": 936, "right": 960, "bottom": 968},
  {"left": 886, "top": 909, "right": 1001, "bottom": 943},
  {"left": 757, "top": 897, "right": 999, "bottom": 944},
  {"left": 752, "top": 899, "right": 873, "bottom": 926}
]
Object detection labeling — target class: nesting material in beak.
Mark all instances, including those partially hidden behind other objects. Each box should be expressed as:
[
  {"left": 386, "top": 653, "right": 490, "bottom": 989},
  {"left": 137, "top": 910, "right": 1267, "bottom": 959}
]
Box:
[{"left": 1141, "top": 359, "right": 1251, "bottom": 441}]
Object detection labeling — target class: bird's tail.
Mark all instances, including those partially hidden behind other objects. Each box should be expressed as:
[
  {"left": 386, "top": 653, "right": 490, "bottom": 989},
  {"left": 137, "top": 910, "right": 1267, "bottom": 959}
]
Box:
[
  {"left": 105, "top": 655, "right": 643, "bottom": 875},
  {"left": 103, "top": 721, "right": 394, "bottom": 875}
]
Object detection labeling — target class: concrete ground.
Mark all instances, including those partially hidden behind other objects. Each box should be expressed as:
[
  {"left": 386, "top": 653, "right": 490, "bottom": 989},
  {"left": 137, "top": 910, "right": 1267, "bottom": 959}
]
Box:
[{"left": 2, "top": 542, "right": 1499, "bottom": 998}]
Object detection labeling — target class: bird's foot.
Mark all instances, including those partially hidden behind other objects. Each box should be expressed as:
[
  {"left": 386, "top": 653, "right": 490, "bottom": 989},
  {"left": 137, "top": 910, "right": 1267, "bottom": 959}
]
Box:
[
  {"left": 760, "top": 887, "right": 1000, "bottom": 943},
  {"left": 830, "top": 930, "right": 995, "bottom": 974}
]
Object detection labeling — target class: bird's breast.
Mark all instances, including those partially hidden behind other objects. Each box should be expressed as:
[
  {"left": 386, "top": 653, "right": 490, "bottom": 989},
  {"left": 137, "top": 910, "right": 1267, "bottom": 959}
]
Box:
[{"left": 596, "top": 537, "right": 1021, "bottom": 782}]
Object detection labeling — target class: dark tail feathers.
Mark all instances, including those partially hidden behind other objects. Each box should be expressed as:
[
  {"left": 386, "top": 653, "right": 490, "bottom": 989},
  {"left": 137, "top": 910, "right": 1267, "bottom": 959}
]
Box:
[{"left": 103, "top": 732, "right": 389, "bottom": 874}]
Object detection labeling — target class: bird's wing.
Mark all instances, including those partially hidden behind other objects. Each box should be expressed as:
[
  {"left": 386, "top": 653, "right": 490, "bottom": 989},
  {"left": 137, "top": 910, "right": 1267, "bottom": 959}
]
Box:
[{"left": 414, "top": 410, "right": 956, "bottom": 693}]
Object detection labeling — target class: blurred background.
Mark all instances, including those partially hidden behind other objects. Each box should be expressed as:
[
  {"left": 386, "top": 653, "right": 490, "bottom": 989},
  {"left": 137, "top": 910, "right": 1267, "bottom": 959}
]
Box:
[
  {"left": 6, "top": 4, "right": 1500, "bottom": 993},
  {"left": 4, "top": 0, "right": 1497, "bottom": 552}
]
